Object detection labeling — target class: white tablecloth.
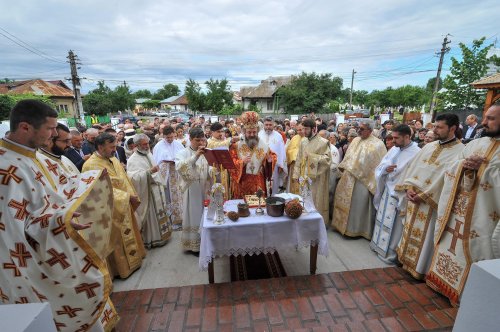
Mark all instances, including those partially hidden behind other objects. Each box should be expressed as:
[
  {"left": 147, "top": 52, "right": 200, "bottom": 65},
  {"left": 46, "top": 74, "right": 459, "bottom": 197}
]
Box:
[{"left": 199, "top": 200, "right": 329, "bottom": 271}]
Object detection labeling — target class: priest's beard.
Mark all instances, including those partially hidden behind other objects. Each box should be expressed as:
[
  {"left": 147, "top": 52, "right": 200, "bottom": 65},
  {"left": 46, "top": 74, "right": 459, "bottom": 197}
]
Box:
[
  {"left": 246, "top": 136, "right": 259, "bottom": 149},
  {"left": 52, "top": 145, "right": 66, "bottom": 156},
  {"left": 137, "top": 147, "right": 149, "bottom": 154},
  {"left": 484, "top": 127, "right": 500, "bottom": 138}
]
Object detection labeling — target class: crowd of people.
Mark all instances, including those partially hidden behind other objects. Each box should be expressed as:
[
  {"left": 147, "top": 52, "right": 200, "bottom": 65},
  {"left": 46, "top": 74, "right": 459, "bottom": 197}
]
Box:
[{"left": 0, "top": 99, "right": 498, "bottom": 331}]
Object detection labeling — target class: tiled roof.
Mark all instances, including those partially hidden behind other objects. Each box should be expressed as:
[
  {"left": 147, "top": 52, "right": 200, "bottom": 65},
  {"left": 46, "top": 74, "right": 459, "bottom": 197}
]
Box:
[
  {"left": 0, "top": 79, "right": 74, "bottom": 97},
  {"left": 240, "top": 76, "right": 291, "bottom": 99},
  {"left": 160, "top": 95, "right": 181, "bottom": 103},
  {"left": 170, "top": 95, "right": 188, "bottom": 105},
  {"left": 471, "top": 72, "right": 500, "bottom": 87}
]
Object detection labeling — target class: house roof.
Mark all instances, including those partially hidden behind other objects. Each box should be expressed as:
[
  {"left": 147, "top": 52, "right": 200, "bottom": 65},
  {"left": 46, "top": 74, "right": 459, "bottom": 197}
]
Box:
[
  {"left": 240, "top": 76, "right": 291, "bottom": 99},
  {"left": 0, "top": 79, "right": 74, "bottom": 97},
  {"left": 471, "top": 72, "right": 500, "bottom": 88},
  {"left": 160, "top": 95, "right": 181, "bottom": 103},
  {"left": 169, "top": 95, "right": 188, "bottom": 105},
  {"left": 233, "top": 91, "right": 242, "bottom": 102}
]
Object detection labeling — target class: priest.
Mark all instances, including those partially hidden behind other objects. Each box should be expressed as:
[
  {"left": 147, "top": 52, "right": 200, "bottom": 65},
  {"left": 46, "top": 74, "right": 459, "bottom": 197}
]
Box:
[
  {"left": 259, "top": 117, "right": 287, "bottom": 195},
  {"left": 332, "top": 120, "right": 386, "bottom": 239},
  {"left": 175, "top": 127, "right": 212, "bottom": 253},
  {"left": 292, "top": 119, "right": 331, "bottom": 223},
  {"left": 370, "top": 124, "right": 420, "bottom": 263},
  {"left": 127, "top": 134, "right": 172, "bottom": 249},
  {"left": 228, "top": 111, "right": 277, "bottom": 198},
  {"left": 207, "top": 122, "right": 239, "bottom": 200},
  {"left": 83, "top": 132, "right": 146, "bottom": 278},
  {"left": 427, "top": 104, "right": 500, "bottom": 305},
  {"left": 1, "top": 100, "right": 117, "bottom": 332},
  {"left": 38, "top": 123, "right": 80, "bottom": 179},
  {"left": 285, "top": 121, "right": 304, "bottom": 194},
  {"left": 152, "top": 126, "right": 185, "bottom": 230},
  {"left": 395, "top": 113, "right": 464, "bottom": 280}
]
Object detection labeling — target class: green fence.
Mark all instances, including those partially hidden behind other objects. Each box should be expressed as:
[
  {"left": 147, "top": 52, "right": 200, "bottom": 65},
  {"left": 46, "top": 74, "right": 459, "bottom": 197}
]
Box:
[{"left": 66, "top": 115, "right": 110, "bottom": 128}]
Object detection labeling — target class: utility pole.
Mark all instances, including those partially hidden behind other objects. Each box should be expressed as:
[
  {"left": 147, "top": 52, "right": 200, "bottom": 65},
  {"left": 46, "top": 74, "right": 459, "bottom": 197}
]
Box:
[
  {"left": 67, "top": 50, "right": 85, "bottom": 123},
  {"left": 429, "top": 35, "right": 451, "bottom": 122},
  {"left": 349, "top": 69, "right": 356, "bottom": 110}
]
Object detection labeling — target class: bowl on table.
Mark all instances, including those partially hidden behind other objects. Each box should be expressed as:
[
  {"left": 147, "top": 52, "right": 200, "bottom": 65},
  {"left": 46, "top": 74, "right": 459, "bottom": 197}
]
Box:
[
  {"left": 265, "top": 197, "right": 286, "bottom": 217},
  {"left": 237, "top": 203, "right": 250, "bottom": 217}
]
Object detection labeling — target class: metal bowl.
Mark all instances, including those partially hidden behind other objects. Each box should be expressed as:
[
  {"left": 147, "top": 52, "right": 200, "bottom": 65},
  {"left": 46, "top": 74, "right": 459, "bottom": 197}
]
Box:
[{"left": 265, "top": 197, "right": 286, "bottom": 217}]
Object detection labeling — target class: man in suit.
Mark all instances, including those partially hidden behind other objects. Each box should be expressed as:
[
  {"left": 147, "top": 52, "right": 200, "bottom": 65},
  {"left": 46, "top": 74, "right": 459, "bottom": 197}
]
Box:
[
  {"left": 104, "top": 128, "right": 128, "bottom": 166},
  {"left": 462, "top": 114, "right": 480, "bottom": 144},
  {"left": 65, "top": 129, "right": 91, "bottom": 171},
  {"left": 82, "top": 127, "right": 98, "bottom": 155}
]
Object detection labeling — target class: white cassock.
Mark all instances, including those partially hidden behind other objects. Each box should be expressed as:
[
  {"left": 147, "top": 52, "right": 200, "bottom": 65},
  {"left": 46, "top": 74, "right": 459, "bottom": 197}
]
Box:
[
  {"left": 127, "top": 150, "right": 172, "bottom": 249},
  {"left": 370, "top": 142, "right": 420, "bottom": 263},
  {"left": 153, "top": 139, "right": 185, "bottom": 229},
  {"left": 258, "top": 130, "right": 286, "bottom": 195},
  {"left": 175, "top": 147, "right": 211, "bottom": 252}
]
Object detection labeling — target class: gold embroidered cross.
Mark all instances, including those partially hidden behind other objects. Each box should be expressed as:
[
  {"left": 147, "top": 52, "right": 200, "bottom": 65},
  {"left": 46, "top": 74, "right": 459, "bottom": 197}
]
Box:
[{"left": 445, "top": 219, "right": 464, "bottom": 255}]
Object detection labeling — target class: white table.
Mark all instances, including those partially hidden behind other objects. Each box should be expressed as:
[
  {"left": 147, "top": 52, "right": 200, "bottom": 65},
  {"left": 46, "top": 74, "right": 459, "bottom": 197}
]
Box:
[{"left": 199, "top": 200, "right": 329, "bottom": 283}]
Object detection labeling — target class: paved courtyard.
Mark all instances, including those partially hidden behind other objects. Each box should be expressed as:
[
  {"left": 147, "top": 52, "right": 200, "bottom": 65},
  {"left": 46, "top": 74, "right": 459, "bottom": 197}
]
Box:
[{"left": 113, "top": 230, "right": 389, "bottom": 292}]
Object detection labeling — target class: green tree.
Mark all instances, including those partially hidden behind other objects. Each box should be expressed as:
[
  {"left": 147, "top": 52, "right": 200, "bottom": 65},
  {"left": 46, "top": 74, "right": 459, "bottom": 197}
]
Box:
[
  {"left": 133, "top": 89, "right": 153, "bottom": 99},
  {"left": 220, "top": 103, "right": 243, "bottom": 115},
  {"left": 83, "top": 81, "right": 134, "bottom": 115},
  {"left": 142, "top": 99, "right": 161, "bottom": 109},
  {"left": 205, "top": 78, "right": 233, "bottom": 114},
  {"left": 0, "top": 78, "right": 15, "bottom": 84},
  {"left": 277, "top": 72, "right": 344, "bottom": 114},
  {"left": 185, "top": 79, "right": 206, "bottom": 114},
  {"left": 152, "top": 83, "right": 180, "bottom": 100},
  {"left": 0, "top": 94, "right": 56, "bottom": 120},
  {"left": 440, "top": 37, "right": 495, "bottom": 110},
  {"left": 426, "top": 77, "right": 443, "bottom": 92}
]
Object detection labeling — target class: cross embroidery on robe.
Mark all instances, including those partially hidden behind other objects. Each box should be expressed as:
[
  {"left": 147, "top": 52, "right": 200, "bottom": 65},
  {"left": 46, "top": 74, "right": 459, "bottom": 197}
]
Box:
[
  {"left": 10, "top": 243, "right": 32, "bottom": 267},
  {"left": 8, "top": 198, "right": 29, "bottom": 220},
  {"left": 74, "top": 282, "right": 100, "bottom": 298},
  {"left": 52, "top": 217, "right": 69, "bottom": 239},
  {"left": 446, "top": 219, "right": 464, "bottom": 255},
  {"left": 0, "top": 165, "right": 23, "bottom": 185},
  {"left": 56, "top": 305, "right": 83, "bottom": 318},
  {"left": 45, "top": 248, "right": 71, "bottom": 269},
  {"left": 45, "top": 160, "right": 59, "bottom": 176}
]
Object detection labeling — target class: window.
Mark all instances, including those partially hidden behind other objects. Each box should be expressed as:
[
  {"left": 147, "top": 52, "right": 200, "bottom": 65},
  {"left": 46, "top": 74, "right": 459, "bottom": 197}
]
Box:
[
  {"left": 57, "top": 104, "right": 69, "bottom": 114},
  {"left": 267, "top": 100, "right": 273, "bottom": 110}
]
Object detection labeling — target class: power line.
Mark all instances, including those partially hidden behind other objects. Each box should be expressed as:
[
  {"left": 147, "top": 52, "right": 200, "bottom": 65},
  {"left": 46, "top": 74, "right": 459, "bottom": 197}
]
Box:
[{"left": 0, "top": 26, "right": 66, "bottom": 64}]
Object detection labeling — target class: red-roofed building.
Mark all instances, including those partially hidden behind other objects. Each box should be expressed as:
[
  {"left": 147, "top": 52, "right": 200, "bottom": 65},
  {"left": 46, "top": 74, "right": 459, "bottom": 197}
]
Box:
[{"left": 0, "top": 79, "right": 76, "bottom": 116}]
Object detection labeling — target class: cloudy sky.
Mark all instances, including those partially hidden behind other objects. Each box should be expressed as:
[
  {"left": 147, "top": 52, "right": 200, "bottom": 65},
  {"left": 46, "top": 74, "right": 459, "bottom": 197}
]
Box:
[{"left": 1, "top": 0, "right": 498, "bottom": 94}]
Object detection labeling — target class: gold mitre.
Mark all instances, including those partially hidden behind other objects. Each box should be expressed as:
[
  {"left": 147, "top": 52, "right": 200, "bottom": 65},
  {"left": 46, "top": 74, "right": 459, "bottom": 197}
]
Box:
[{"left": 240, "top": 111, "right": 259, "bottom": 129}]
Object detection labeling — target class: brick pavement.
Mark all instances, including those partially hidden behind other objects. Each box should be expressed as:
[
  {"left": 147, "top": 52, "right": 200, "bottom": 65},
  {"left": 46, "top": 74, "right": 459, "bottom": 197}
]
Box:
[{"left": 111, "top": 267, "right": 457, "bottom": 331}]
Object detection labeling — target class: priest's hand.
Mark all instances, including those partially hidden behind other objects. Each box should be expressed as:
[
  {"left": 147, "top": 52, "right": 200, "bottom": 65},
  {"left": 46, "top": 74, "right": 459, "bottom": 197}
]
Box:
[
  {"left": 406, "top": 189, "right": 423, "bottom": 203},
  {"left": 231, "top": 136, "right": 240, "bottom": 143},
  {"left": 70, "top": 212, "right": 92, "bottom": 230},
  {"left": 150, "top": 165, "right": 159, "bottom": 173},
  {"left": 195, "top": 146, "right": 206, "bottom": 158},
  {"left": 463, "top": 155, "right": 485, "bottom": 171},
  {"left": 386, "top": 165, "right": 397, "bottom": 173},
  {"left": 99, "top": 168, "right": 108, "bottom": 179},
  {"left": 243, "top": 153, "right": 251, "bottom": 165},
  {"left": 130, "top": 195, "right": 141, "bottom": 210}
]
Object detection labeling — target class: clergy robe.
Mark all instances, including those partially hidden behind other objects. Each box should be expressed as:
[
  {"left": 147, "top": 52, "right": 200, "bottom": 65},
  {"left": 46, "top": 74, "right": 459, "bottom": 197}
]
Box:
[
  {"left": 175, "top": 147, "right": 211, "bottom": 251},
  {"left": 127, "top": 150, "right": 172, "bottom": 249},
  {"left": 228, "top": 139, "right": 277, "bottom": 198},
  {"left": 286, "top": 134, "right": 303, "bottom": 194},
  {"left": 293, "top": 134, "right": 332, "bottom": 224},
  {"left": 329, "top": 144, "right": 341, "bottom": 219},
  {"left": 153, "top": 139, "right": 185, "bottom": 229},
  {"left": 370, "top": 142, "right": 420, "bottom": 263},
  {"left": 37, "top": 149, "right": 80, "bottom": 179},
  {"left": 426, "top": 137, "right": 499, "bottom": 305},
  {"left": 83, "top": 153, "right": 146, "bottom": 279},
  {"left": 0, "top": 139, "right": 118, "bottom": 332},
  {"left": 259, "top": 130, "right": 287, "bottom": 195},
  {"left": 332, "top": 135, "right": 386, "bottom": 239},
  {"left": 207, "top": 137, "right": 233, "bottom": 200},
  {"left": 395, "top": 139, "right": 464, "bottom": 279}
]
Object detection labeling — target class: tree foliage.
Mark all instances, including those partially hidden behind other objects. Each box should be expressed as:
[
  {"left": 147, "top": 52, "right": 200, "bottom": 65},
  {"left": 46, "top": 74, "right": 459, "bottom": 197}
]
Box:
[
  {"left": 184, "top": 79, "right": 205, "bottom": 114},
  {"left": 133, "top": 89, "right": 153, "bottom": 99},
  {"left": 152, "top": 83, "right": 180, "bottom": 100},
  {"left": 205, "top": 78, "right": 233, "bottom": 113},
  {"left": 82, "top": 81, "right": 135, "bottom": 115},
  {"left": 440, "top": 37, "right": 495, "bottom": 110},
  {"left": 277, "top": 72, "right": 344, "bottom": 114},
  {"left": 0, "top": 94, "right": 55, "bottom": 121}
]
